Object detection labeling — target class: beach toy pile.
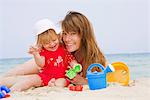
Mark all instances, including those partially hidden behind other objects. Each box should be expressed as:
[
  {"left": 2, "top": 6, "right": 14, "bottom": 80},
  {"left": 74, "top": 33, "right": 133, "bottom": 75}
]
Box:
[
  {"left": 86, "top": 62, "right": 130, "bottom": 90},
  {"left": 0, "top": 85, "right": 11, "bottom": 99}
]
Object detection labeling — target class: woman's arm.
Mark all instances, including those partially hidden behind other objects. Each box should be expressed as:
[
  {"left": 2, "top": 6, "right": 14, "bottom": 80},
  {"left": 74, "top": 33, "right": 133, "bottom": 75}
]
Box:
[
  {"left": 68, "top": 60, "right": 87, "bottom": 85},
  {"left": 70, "top": 74, "right": 88, "bottom": 85}
]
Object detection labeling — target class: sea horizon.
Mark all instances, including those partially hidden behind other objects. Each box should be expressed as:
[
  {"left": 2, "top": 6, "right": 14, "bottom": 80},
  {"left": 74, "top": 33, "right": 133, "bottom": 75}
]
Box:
[
  {"left": 0, "top": 52, "right": 149, "bottom": 60},
  {"left": 0, "top": 52, "right": 150, "bottom": 80}
]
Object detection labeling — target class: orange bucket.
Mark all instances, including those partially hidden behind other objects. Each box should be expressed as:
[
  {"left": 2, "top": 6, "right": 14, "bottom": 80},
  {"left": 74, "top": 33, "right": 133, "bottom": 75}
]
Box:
[{"left": 106, "top": 62, "right": 130, "bottom": 86}]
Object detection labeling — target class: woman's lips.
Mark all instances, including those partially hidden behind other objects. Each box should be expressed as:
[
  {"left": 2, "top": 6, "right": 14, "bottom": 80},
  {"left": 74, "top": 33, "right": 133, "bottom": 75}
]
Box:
[
  {"left": 66, "top": 43, "right": 73, "bottom": 46},
  {"left": 66, "top": 44, "right": 73, "bottom": 48}
]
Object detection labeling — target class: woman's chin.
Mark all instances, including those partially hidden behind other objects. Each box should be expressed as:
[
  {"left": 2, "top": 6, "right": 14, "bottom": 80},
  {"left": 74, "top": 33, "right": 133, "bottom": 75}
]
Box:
[{"left": 66, "top": 47, "right": 75, "bottom": 52}]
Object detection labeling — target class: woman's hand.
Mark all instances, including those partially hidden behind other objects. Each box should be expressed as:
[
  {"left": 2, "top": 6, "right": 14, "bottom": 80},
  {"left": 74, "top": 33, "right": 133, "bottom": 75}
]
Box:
[{"left": 70, "top": 74, "right": 88, "bottom": 85}]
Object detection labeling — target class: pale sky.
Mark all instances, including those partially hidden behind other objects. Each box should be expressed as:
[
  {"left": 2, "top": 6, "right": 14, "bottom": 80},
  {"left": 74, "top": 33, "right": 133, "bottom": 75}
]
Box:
[{"left": 0, "top": 0, "right": 149, "bottom": 59}]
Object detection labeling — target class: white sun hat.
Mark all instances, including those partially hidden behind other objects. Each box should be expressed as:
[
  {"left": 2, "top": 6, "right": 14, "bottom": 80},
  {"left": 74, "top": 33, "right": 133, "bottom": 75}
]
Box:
[{"left": 34, "top": 18, "right": 61, "bottom": 35}]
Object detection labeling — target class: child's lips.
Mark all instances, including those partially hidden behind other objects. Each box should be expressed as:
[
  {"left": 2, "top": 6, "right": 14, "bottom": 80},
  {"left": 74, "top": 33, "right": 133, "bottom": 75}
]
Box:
[
  {"left": 48, "top": 44, "right": 58, "bottom": 51},
  {"left": 50, "top": 44, "right": 57, "bottom": 48}
]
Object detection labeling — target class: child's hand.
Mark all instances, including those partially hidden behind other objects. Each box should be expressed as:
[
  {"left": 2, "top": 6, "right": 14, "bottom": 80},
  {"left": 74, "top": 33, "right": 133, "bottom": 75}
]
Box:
[{"left": 28, "top": 46, "right": 40, "bottom": 55}]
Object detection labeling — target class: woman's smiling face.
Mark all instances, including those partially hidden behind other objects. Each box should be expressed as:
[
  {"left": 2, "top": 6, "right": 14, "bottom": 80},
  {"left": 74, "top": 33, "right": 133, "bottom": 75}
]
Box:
[{"left": 62, "top": 31, "right": 81, "bottom": 52}]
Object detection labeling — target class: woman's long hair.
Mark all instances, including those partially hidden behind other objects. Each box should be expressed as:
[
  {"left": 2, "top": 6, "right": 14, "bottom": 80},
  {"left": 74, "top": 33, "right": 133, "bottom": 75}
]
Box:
[{"left": 61, "top": 11, "right": 106, "bottom": 77}]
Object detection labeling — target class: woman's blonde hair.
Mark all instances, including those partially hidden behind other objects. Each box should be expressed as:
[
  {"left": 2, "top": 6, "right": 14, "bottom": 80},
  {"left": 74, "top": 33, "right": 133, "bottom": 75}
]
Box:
[
  {"left": 61, "top": 11, "right": 106, "bottom": 77},
  {"left": 37, "top": 29, "right": 58, "bottom": 48}
]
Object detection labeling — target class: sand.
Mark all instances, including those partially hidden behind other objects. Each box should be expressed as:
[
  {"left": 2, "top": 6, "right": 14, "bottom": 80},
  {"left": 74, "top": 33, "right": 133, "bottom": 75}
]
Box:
[{"left": 1, "top": 77, "right": 150, "bottom": 100}]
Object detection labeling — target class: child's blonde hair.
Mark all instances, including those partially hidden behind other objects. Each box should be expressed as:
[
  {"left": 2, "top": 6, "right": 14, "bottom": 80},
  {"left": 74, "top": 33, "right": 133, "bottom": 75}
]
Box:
[{"left": 36, "top": 29, "right": 58, "bottom": 48}]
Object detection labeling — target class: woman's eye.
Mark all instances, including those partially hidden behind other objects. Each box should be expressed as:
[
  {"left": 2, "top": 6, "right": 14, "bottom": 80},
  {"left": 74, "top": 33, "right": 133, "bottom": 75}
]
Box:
[
  {"left": 62, "top": 32, "right": 67, "bottom": 35},
  {"left": 70, "top": 32, "right": 76, "bottom": 35}
]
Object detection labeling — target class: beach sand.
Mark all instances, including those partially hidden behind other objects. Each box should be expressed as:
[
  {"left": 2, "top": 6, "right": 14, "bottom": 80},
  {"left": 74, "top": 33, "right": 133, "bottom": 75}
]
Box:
[{"left": 1, "top": 78, "right": 150, "bottom": 100}]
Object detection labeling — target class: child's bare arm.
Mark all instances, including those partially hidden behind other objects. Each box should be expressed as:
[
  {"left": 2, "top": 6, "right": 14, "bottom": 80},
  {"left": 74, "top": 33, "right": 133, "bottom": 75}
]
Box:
[
  {"left": 33, "top": 53, "right": 45, "bottom": 68},
  {"left": 28, "top": 46, "right": 45, "bottom": 68}
]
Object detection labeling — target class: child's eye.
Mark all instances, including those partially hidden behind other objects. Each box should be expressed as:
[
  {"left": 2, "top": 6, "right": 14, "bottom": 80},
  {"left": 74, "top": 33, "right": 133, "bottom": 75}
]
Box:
[
  {"left": 52, "top": 39, "right": 56, "bottom": 41},
  {"left": 45, "top": 43, "right": 49, "bottom": 45},
  {"left": 43, "top": 41, "right": 50, "bottom": 44}
]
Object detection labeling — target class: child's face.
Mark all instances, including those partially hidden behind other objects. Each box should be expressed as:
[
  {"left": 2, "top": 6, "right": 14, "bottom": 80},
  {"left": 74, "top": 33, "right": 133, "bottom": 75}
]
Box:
[{"left": 43, "top": 38, "right": 59, "bottom": 51}]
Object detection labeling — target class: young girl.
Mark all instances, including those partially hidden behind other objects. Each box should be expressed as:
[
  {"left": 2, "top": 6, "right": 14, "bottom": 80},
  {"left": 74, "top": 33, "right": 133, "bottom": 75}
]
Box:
[{"left": 0, "top": 19, "right": 81, "bottom": 91}]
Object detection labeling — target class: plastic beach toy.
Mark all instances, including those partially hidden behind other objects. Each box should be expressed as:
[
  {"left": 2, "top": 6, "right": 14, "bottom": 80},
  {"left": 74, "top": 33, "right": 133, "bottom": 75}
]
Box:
[
  {"left": 66, "top": 64, "right": 82, "bottom": 79},
  {"left": 106, "top": 62, "right": 130, "bottom": 86},
  {"left": 69, "top": 85, "right": 83, "bottom": 91},
  {"left": 86, "top": 63, "right": 114, "bottom": 90},
  {"left": 0, "top": 85, "right": 11, "bottom": 99}
]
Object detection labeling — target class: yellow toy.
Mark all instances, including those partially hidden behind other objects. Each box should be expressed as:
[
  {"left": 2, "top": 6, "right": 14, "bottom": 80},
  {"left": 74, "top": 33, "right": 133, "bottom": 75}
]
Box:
[{"left": 106, "top": 62, "right": 130, "bottom": 86}]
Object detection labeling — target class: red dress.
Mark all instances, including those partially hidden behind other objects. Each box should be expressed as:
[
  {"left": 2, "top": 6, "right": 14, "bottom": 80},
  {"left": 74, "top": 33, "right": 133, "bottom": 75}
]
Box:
[{"left": 38, "top": 46, "right": 75, "bottom": 86}]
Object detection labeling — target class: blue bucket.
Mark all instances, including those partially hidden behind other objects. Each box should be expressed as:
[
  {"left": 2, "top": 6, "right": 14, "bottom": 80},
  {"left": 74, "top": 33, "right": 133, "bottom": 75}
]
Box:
[{"left": 86, "top": 63, "right": 107, "bottom": 90}]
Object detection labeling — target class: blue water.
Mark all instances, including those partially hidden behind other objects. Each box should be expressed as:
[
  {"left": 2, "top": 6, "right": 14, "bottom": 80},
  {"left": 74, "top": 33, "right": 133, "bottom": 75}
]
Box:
[{"left": 0, "top": 53, "right": 150, "bottom": 79}]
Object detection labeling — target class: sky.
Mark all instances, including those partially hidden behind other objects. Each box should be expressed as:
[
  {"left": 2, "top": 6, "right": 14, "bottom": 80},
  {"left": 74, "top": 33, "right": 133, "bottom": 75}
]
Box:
[{"left": 0, "top": 0, "right": 149, "bottom": 59}]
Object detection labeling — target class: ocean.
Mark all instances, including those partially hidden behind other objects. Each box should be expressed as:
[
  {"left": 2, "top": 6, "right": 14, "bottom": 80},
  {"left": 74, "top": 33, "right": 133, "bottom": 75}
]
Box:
[{"left": 0, "top": 53, "right": 150, "bottom": 80}]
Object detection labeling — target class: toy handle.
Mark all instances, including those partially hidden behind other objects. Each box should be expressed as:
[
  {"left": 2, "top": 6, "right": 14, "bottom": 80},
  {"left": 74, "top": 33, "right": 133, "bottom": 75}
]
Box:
[
  {"left": 0, "top": 85, "right": 10, "bottom": 98},
  {"left": 73, "top": 64, "right": 82, "bottom": 72},
  {"left": 87, "top": 63, "right": 105, "bottom": 73}
]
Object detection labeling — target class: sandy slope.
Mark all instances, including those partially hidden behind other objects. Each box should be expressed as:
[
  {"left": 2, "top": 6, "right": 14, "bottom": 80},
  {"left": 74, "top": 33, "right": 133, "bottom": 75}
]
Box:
[{"left": 1, "top": 78, "right": 150, "bottom": 100}]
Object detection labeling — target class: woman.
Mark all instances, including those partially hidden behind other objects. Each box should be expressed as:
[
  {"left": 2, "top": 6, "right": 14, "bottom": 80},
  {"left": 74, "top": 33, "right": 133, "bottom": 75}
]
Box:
[
  {"left": 61, "top": 11, "right": 106, "bottom": 84},
  {"left": 2, "top": 11, "right": 107, "bottom": 85}
]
